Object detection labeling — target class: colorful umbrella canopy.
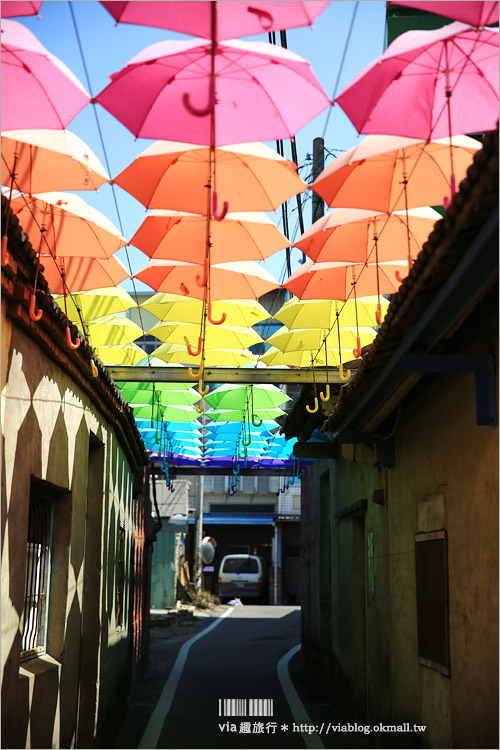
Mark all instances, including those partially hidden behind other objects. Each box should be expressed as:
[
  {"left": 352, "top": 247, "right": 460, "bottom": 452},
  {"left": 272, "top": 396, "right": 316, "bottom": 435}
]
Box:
[
  {"left": 100, "top": 1, "right": 329, "bottom": 41},
  {"left": 54, "top": 286, "right": 137, "bottom": 322},
  {"left": 130, "top": 210, "right": 291, "bottom": 264},
  {"left": 283, "top": 260, "right": 407, "bottom": 300},
  {"left": 335, "top": 22, "right": 499, "bottom": 140},
  {"left": 95, "top": 38, "right": 330, "bottom": 145},
  {"left": 206, "top": 407, "right": 286, "bottom": 422},
  {"left": 148, "top": 320, "right": 264, "bottom": 349},
  {"left": 260, "top": 346, "right": 351, "bottom": 368},
  {"left": 388, "top": 1, "right": 499, "bottom": 26},
  {"left": 131, "top": 403, "right": 201, "bottom": 422},
  {"left": 134, "top": 259, "right": 279, "bottom": 300},
  {"left": 4, "top": 189, "right": 127, "bottom": 258},
  {"left": 135, "top": 419, "right": 203, "bottom": 433},
  {"left": 274, "top": 296, "right": 389, "bottom": 329},
  {"left": 113, "top": 140, "right": 307, "bottom": 213},
  {"left": 1, "top": 129, "right": 110, "bottom": 194},
  {"left": 140, "top": 293, "right": 270, "bottom": 327},
  {"left": 151, "top": 343, "right": 258, "bottom": 367},
  {"left": 294, "top": 207, "right": 440, "bottom": 264},
  {"left": 116, "top": 381, "right": 194, "bottom": 393},
  {"left": 41, "top": 254, "right": 130, "bottom": 293},
  {"left": 266, "top": 327, "right": 376, "bottom": 353},
  {"left": 1, "top": 19, "right": 90, "bottom": 130},
  {"left": 1, "top": 2, "right": 42, "bottom": 17},
  {"left": 311, "top": 135, "right": 481, "bottom": 212},
  {"left": 79, "top": 313, "right": 144, "bottom": 346},
  {"left": 93, "top": 343, "right": 151, "bottom": 366},
  {"left": 123, "top": 388, "right": 201, "bottom": 407},
  {"left": 205, "top": 384, "right": 291, "bottom": 411}
]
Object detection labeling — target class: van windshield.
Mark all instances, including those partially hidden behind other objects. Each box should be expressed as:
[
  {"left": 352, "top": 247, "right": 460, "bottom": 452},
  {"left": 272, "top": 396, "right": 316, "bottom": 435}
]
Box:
[{"left": 222, "top": 558, "right": 258, "bottom": 574}]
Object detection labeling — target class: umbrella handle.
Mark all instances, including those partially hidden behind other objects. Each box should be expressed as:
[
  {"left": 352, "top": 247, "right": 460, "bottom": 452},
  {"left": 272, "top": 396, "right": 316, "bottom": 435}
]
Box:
[
  {"left": 185, "top": 336, "right": 202, "bottom": 357},
  {"left": 182, "top": 79, "right": 215, "bottom": 117},
  {"left": 252, "top": 416, "right": 262, "bottom": 427},
  {"left": 196, "top": 259, "right": 209, "bottom": 287},
  {"left": 305, "top": 397, "right": 319, "bottom": 414},
  {"left": 353, "top": 337, "right": 362, "bottom": 359},
  {"left": 339, "top": 363, "right": 351, "bottom": 382},
  {"left": 188, "top": 363, "right": 204, "bottom": 379},
  {"left": 247, "top": 6, "right": 274, "bottom": 30},
  {"left": 233, "top": 466, "right": 240, "bottom": 477},
  {"left": 29, "top": 292, "right": 43, "bottom": 322},
  {"left": 320, "top": 383, "right": 331, "bottom": 402},
  {"left": 66, "top": 325, "right": 80, "bottom": 350},
  {"left": 212, "top": 191, "right": 229, "bottom": 222},
  {"left": 239, "top": 446, "right": 248, "bottom": 460},
  {"left": 396, "top": 255, "right": 413, "bottom": 284},
  {"left": 375, "top": 303, "right": 382, "bottom": 326},
  {"left": 90, "top": 359, "right": 99, "bottom": 378},
  {"left": 242, "top": 434, "right": 252, "bottom": 447},
  {"left": 207, "top": 302, "right": 226, "bottom": 325},
  {"left": 195, "top": 397, "right": 205, "bottom": 413},
  {"left": 198, "top": 380, "right": 209, "bottom": 396},
  {"left": 228, "top": 485, "right": 238, "bottom": 496}
]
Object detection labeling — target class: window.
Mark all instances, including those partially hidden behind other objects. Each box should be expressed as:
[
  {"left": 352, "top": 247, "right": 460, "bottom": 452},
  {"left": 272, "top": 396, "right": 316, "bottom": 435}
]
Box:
[
  {"left": 21, "top": 492, "right": 53, "bottom": 658},
  {"left": 222, "top": 557, "right": 258, "bottom": 574},
  {"left": 415, "top": 530, "right": 450, "bottom": 675},
  {"left": 116, "top": 526, "right": 125, "bottom": 628}
]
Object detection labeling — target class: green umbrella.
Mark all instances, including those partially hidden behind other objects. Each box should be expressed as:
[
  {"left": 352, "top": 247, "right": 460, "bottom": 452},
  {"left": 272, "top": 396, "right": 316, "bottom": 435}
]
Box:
[
  {"left": 116, "top": 381, "right": 194, "bottom": 391},
  {"left": 205, "top": 383, "right": 290, "bottom": 411},
  {"left": 131, "top": 403, "right": 200, "bottom": 422},
  {"left": 206, "top": 407, "right": 286, "bottom": 422},
  {"left": 124, "top": 388, "right": 201, "bottom": 407}
]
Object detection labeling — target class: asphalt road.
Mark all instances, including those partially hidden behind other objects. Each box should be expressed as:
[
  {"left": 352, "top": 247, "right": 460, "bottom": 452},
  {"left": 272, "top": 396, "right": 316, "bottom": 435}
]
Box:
[{"left": 117, "top": 605, "right": 309, "bottom": 750}]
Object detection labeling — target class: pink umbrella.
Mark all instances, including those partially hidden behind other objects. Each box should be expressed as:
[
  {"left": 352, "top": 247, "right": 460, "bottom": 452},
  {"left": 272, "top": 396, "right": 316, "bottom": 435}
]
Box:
[
  {"left": 100, "top": 1, "right": 330, "bottom": 40},
  {"left": 335, "top": 22, "right": 499, "bottom": 141},
  {"left": 388, "top": 2, "right": 499, "bottom": 27},
  {"left": 1, "top": 19, "right": 90, "bottom": 130},
  {"left": 95, "top": 38, "right": 330, "bottom": 145},
  {"left": 1, "top": 2, "right": 42, "bottom": 17}
]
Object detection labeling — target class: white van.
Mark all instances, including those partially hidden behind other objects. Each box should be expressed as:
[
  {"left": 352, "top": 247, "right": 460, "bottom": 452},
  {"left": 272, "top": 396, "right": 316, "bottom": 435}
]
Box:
[{"left": 218, "top": 554, "right": 266, "bottom": 602}]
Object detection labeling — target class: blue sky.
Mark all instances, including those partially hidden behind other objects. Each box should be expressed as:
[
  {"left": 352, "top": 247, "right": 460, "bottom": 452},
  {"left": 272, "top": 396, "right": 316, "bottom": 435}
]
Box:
[{"left": 14, "top": 0, "right": 388, "bottom": 290}]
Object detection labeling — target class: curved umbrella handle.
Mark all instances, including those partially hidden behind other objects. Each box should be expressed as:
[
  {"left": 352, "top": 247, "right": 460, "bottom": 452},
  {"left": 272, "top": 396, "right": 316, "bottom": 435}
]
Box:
[
  {"left": 188, "top": 362, "right": 204, "bottom": 379},
  {"left": 305, "top": 397, "right": 319, "bottom": 414},
  {"left": 233, "top": 464, "right": 240, "bottom": 477},
  {"left": 196, "top": 259, "right": 209, "bottom": 288},
  {"left": 212, "top": 191, "right": 229, "bottom": 222},
  {"left": 228, "top": 485, "right": 238, "bottom": 496},
  {"left": 171, "top": 483, "right": 175, "bottom": 492},
  {"left": 29, "top": 292, "right": 43, "bottom": 322},
  {"left": 198, "top": 380, "right": 209, "bottom": 396},
  {"left": 182, "top": 79, "right": 215, "bottom": 117},
  {"left": 242, "top": 434, "right": 252, "bottom": 447},
  {"left": 66, "top": 325, "right": 80, "bottom": 350},
  {"left": 195, "top": 397, "right": 205, "bottom": 413},
  {"left": 185, "top": 336, "right": 202, "bottom": 357},
  {"left": 155, "top": 430, "right": 161, "bottom": 445},
  {"left": 252, "top": 415, "right": 262, "bottom": 427},
  {"left": 320, "top": 383, "right": 330, "bottom": 402},
  {"left": 90, "top": 359, "right": 99, "bottom": 378},
  {"left": 239, "top": 446, "right": 248, "bottom": 460},
  {"left": 375, "top": 302, "right": 382, "bottom": 326},
  {"left": 339, "top": 363, "right": 351, "bottom": 382},
  {"left": 207, "top": 302, "right": 226, "bottom": 326},
  {"left": 247, "top": 5, "right": 274, "bottom": 29},
  {"left": 280, "top": 485, "right": 286, "bottom": 493},
  {"left": 353, "top": 336, "right": 362, "bottom": 359}
]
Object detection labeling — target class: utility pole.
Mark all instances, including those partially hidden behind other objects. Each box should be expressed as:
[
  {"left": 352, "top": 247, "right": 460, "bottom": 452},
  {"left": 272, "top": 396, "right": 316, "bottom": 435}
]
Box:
[
  {"left": 312, "top": 136, "right": 325, "bottom": 225},
  {"left": 194, "top": 475, "right": 204, "bottom": 593}
]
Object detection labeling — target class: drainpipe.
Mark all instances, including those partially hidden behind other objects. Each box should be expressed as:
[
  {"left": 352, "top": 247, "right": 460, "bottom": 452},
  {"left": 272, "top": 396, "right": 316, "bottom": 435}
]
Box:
[{"left": 194, "top": 475, "right": 204, "bottom": 593}]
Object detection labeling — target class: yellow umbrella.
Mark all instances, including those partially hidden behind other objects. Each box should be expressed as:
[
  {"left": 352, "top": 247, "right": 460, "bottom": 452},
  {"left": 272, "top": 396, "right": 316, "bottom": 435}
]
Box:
[
  {"left": 267, "top": 326, "right": 376, "bottom": 353},
  {"left": 94, "top": 343, "right": 148, "bottom": 366},
  {"left": 148, "top": 320, "right": 263, "bottom": 350},
  {"left": 140, "top": 294, "right": 270, "bottom": 327},
  {"left": 261, "top": 346, "right": 348, "bottom": 368},
  {"left": 54, "top": 286, "right": 137, "bottom": 322},
  {"left": 83, "top": 313, "right": 144, "bottom": 346},
  {"left": 151, "top": 343, "right": 258, "bottom": 368},
  {"left": 274, "top": 295, "right": 389, "bottom": 329}
]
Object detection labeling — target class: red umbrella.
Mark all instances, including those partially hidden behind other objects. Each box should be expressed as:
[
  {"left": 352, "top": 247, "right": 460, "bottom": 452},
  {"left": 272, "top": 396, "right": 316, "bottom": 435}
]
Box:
[
  {"left": 41, "top": 254, "right": 130, "bottom": 294},
  {"left": 1, "top": 2, "right": 42, "bottom": 17},
  {"left": 283, "top": 260, "right": 407, "bottom": 301},
  {"left": 1, "top": 19, "right": 90, "bottom": 131},
  {"left": 388, "top": 1, "right": 499, "bottom": 27},
  {"left": 100, "top": 1, "right": 330, "bottom": 40}
]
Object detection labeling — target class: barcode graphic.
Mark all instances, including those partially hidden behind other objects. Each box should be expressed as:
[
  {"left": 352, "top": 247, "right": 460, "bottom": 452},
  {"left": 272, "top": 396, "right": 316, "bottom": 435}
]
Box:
[{"left": 219, "top": 699, "right": 274, "bottom": 717}]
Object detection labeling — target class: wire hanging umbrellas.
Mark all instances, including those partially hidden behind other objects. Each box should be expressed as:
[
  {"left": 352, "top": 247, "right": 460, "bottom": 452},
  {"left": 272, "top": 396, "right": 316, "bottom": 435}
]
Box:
[
  {"left": 148, "top": 320, "right": 264, "bottom": 350},
  {"left": 53, "top": 286, "right": 137, "bottom": 322},
  {"left": 283, "top": 260, "right": 407, "bottom": 300},
  {"left": 274, "top": 296, "right": 389, "bottom": 329},
  {"left": 205, "top": 384, "right": 291, "bottom": 411},
  {"left": 140, "top": 294, "right": 270, "bottom": 328}
]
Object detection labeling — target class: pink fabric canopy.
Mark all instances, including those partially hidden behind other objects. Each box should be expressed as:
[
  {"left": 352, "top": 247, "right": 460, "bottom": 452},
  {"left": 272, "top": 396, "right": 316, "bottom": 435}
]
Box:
[
  {"left": 1, "top": 2, "right": 42, "bottom": 17},
  {"left": 388, "top": 1, "right": 499, "bottom": 27}
]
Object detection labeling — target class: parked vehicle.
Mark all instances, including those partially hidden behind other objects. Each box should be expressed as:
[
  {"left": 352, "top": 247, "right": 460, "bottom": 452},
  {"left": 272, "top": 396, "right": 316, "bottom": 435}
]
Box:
[{"left": 218, "top": 554, "right": 267, "bottom": 603}]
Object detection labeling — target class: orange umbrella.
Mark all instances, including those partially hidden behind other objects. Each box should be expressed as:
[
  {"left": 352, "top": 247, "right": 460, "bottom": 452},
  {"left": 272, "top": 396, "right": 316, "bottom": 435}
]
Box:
[
  {"left": 130, "top": 209, "right": 290, "bottom": 264},
  {"left": 134, "top": 259, "right": 279, "bottom": 300},
  {"left": 3, "top": 189, "right": 127, "bottom": 258},
  {"left": 284, "top": 260, "right": 407, "bottom": 300},
  {"left": 1, "top": 129, "right": 109, "bottom": 194},
  {"left": 41, "top": 254, "right": 130, "bottom": 293},
  {"left": 113, "top": 140, "right": 307, "bottom": 213},
  {"left": 311, "top": 134, "right": 480, "bottom": 212},
  {"left": 294, "top": 207, "right": 440, "bottom": 264}
]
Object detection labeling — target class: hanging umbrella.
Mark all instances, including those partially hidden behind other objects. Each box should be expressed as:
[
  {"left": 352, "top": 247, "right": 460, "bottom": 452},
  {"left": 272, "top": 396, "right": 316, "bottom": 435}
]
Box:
[
  {"left": 1, "top": 19, "right": 90, "bottom": 130},
  {"left": 113, "top": 140, "right": 307, "bottom": 213},
  {"left": 148, "top": 320, "right": 263, "bottom": 349},
  {"left": 283, "top": 260, "right": 407, "bottom": 300},
  {"left": 129, "top": 210, "right": 291, "bottom": 264},
  {"left": 93, "top": 343, "right": 149, "bottom": 366},
  {"left": 135, "top": 419, "right": 203, "bottom": 433},
  {"left": 310, "top": 134, "right": 481, "bottom": 212},
  {"left": 335, "top": 22, "right": 499, "bottom": 141},
  {"left": 41, "top": 254, "right": 130, "bottom": 294},
  {"left": 1, "top": 2, "right": 42, "bottom": 16},
  {"left": 275, "top": 296, "right": 389, "bottom": 329},
  {"left": 134, "top": 259, "right": 279, "bottom": 300},
  {"left": 294, "top": 207, "right": 440, "bottom": 264},
  {"left": 4, "top": 189, "right": 127, "bottom": 258},
  {"left": 123, "top": 388, "right": 201, "bottom": 407},
  {"left": 151, "top": 343, "right": 258, "bottom": 368},
  {"left": 140, "top": 293, "right": 270, "bottom": 328},
  {"left": 387, "top": 1, "right": 499, "bottom": 27},
  {"left": 266, "top": 326, "right": 376, "bottom": 353},
  {"left": 1, "top": 129, "right": 110, "bottom": 194},
  {"left": 260, "top": 346, "right": 351, "bottom": 368},
  {"left": 116, "top": 381, "right": 194, "bottom": 393},
  {"left": 100, "top": 1, "right": 329, "bottom": 41},
  {"left": 54, "top": 286, "right": 137, "bottom": 322},
  {"left": 131, "top": 403, "right": 201, "bottom": 422},
  {"left": 205, "top": 407, "right": 286, "bottom": 422},
  {"left": 95, "top": 38, "right": 330, "bottom": 146},
  {"left": 205, "top": 384, "right": 291, "bottom": 411},
  {"left": 79, "top": 313, "right": 144, "bottom": 346}
]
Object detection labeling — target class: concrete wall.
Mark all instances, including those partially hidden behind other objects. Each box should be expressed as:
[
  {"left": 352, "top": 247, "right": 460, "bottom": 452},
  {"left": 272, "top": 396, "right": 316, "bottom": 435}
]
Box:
[
  {"left": 301, "top": 307, "right": 499, "bottom": 747},
  {"left": 1, "top": 321, "right": 143, "bottom": 748}
]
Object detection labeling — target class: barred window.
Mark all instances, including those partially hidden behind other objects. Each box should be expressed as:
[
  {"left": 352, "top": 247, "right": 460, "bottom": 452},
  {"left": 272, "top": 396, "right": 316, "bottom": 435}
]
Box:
[
  {"left": 116, "top": 526, "right": 126, "bottom": 628},
  {"left": 415, "top": 530, "right": 450, "bottom": 675},
  {"left": 21, "top": 493, "right": 53, "bottom": 658}
]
